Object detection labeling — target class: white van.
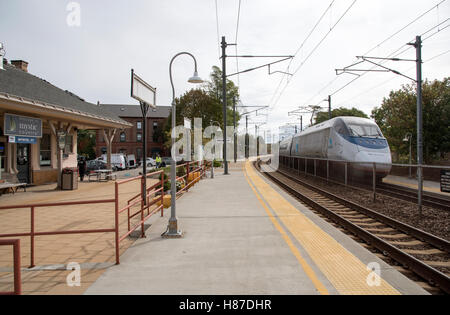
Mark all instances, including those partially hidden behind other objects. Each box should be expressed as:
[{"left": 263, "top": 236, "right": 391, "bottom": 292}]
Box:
[
  {"left": 99, "top": 154, "right": 127, "bottom": 171},
  {"left": 127, "top": 154, "right": 137, "bottom": 169}
]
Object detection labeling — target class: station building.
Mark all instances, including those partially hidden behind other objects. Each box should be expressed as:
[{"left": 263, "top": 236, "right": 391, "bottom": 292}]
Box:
[
  {"left": 95, "top": 104, "right": 170, "bottom": 162},
  {"left": 0, "top": 58, "right": 132, "bottom": 186}
]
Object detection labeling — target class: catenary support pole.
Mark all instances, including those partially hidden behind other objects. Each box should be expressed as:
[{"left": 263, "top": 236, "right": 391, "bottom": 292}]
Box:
[
  {"left": 221, "top": 37, "right": 229, "bottom": 175},
  {"left": 415, "top": 36, "right": 423, "bottom": 216}
]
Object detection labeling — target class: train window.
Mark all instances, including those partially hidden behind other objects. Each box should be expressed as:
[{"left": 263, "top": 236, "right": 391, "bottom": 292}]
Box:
[
  {"left": 334, "top": 120, "right": 349, "bottom": 136},
  {"left": 348, "top": 124, "right": 382, "bottom": 138}
]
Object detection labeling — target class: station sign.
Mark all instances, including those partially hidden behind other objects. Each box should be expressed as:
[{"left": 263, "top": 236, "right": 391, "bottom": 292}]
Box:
[
  {"left": 8, "top": 136, "right": 37, "bottom": 144},
  {"left": 4, "top": 114, "right": 42, "bottom": 138},
  {"left": 441, "top": 170, "right": 450, "bottom": 193}
]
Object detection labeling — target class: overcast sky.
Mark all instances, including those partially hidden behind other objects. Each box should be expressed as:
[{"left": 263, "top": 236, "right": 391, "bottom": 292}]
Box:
[{"left": 1, "top": 0, "right": 449, "bottom": 136}]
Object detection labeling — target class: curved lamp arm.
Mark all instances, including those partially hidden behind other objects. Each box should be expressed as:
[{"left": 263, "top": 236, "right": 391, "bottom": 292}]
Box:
[{"left": 169, "top": 52, "right": 199, "bottom": 104}]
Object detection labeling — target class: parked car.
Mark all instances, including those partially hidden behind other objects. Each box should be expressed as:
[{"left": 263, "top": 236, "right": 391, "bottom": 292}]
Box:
[
  {"left": 127, "top": 154, "right": 137, "bottom": 169},
  {"left": 146, "top": 157, "right": 156, "bottom": 167},
  {"left": 86, "top": 160, "right": 107, "bottom": 173},
  {"left": 99, "top": 154, "right": 128, "bottom": 171}
]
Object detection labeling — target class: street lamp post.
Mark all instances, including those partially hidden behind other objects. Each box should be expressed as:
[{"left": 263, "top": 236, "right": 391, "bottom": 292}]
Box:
[
  {"left": 403, "top": 133, "right": 413, "bottom": 179},
  {"left": 163, "top": 52, "right": 203, "bottom": 238}
]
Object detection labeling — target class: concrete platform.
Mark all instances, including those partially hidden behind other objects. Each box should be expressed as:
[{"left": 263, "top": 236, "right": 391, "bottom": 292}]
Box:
[
  {"left": 85, "top": 161, "right": 428, "bottom": 295},
  {"left": 384, "top": 175, "right": 450, "bottom": 196}
]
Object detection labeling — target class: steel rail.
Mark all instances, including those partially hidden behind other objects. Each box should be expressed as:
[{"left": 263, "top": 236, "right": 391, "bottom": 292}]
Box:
[{"left": 255, "top": 161, "right": 450, "bottom": 294}]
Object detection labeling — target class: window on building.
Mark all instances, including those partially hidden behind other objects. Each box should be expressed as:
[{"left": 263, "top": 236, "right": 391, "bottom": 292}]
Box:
[
  {"left": 153, "top": 121, "right": 158, "bottom": 130},
  {"left": 137, "top": 121, "right": 142, "bottom": 130},
  {"left": 137, "top": 133, "right": 142, "bottom": 142},
  {"left": 120, "top": 132, "right": 126, "bottom": 142},
  {"left": 40, "top": 134, "right": 51, "bottom": 166},
  {"left": 64, "top": 135, "right": 73, "bottom": 154}
]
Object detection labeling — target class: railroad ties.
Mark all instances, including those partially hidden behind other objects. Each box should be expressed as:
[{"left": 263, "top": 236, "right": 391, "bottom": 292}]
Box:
[{"left": 255, "top": 160, "right": 450, "bottom": 295}]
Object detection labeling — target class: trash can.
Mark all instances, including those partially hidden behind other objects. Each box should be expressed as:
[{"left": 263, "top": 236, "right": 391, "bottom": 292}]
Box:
[{"left": 61, "top": 168, "right": 78, "bottom": 190}]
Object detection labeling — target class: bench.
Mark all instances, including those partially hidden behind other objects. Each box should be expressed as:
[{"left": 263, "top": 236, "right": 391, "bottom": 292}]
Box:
[
  {"left": 0, "top": 182, "right": 27, "bottom": 196},
  {"left": 88, "top": 170, "right": 116, "bottom": 182}
]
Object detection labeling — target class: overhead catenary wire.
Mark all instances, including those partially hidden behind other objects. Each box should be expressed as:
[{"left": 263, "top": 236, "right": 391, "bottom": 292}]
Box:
[
  {"left": 235, "top": 0, "right": 242, "bottom": 96},
  {"left": 267, "top": 0, "right": 337, "bottom": 110},
  {"left": 295, "top": 1, "right": 449, "bottom": 111},
  {"left": 215, "top": 0, "right": 221, "bottom": 60},
  {"left": 270, "top": 0, "right": 358, "bottom": 110},
  {"left": 329, "top": 17, "right": 450, "bottom": 98},
  {"left": 335, "top": 47, "right": 450, "bottom": 107}
]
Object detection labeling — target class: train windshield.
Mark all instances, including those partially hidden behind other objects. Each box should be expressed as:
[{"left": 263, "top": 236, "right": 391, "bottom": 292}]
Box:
[{"left": 347, "top": 124, "right": 383, "bottom": 138}]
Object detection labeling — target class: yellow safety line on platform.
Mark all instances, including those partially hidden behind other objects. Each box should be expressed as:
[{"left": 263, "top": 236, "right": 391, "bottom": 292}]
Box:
[
  {"left": 243, "top": 165, "right": 330, "bottom": 295},
  {"left": 245, "top": 161, "right": 400, "bottom": 295}
]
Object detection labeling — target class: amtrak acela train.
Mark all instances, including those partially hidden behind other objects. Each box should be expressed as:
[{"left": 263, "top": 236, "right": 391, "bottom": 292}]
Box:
[{"left": 279, "top": 117, "right": 392, "bottom": 178}]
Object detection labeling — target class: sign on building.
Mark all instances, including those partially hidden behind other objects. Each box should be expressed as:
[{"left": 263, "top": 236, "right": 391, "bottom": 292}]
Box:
[
  {"left": 441, "top": 170, "right": 450, "bottom": 193},
  {"left": 4, "top": 114, "right": 42, "bottom": 138},
  {"left": 8, "top": 136, "right": 37, "bottom": 144}
]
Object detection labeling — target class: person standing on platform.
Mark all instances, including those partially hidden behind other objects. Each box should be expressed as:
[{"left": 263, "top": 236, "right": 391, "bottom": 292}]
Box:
[
  {"left": 78, "top": 157, "right": 87, "bottom": 181},
  {"left": 156, "top": 154, "right": 162, "bottom": 169}
]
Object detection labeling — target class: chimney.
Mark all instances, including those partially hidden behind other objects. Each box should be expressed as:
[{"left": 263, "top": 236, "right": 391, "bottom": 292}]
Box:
[{"left": 11, "top": 60, "right": 29, "bottom": 72}]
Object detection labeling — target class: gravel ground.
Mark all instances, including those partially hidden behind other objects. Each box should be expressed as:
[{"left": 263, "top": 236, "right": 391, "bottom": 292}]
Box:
[{"left": 279, "top": 167, "right": 450, "bottom": 241}]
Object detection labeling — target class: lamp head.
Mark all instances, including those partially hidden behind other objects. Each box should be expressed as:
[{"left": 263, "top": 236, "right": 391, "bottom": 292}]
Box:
[
  {"left": 403, "top": 133, "right": 412, "bottom": 142},
  {"left": 188, "top": 71, "right": 204, "bottom": 84}
]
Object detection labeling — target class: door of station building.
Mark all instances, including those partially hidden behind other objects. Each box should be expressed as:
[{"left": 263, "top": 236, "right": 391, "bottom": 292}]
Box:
[{"left": 17, "top": 143, "right": 30, "bottom": 184}]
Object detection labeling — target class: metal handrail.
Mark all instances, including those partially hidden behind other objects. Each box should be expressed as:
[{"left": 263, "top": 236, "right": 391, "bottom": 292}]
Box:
[{"left": 0, "top": 239, "right": 21, "bottom": 295}]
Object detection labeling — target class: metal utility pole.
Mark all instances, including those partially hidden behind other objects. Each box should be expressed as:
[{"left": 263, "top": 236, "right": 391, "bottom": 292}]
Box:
[
  {"left": 336, "top": 35, "right": 424, "bottom": 215},
  {"left": 246, "top": 115, "right": 249, "bottom": 159},
  {"left": 414, "top": 36, "right": 424, "bottom": 215},
  {"left": 327, "top": 95, "right": 332, "bottom": 120},
  {"left": 300, "top": 116, "right": 303, "bottom": 132},
  {"left": 233, "top": 96, "right": 237, "bottom": 163},
  {"left": 221, "top": 36, "right": 229, "bottom": 175}
]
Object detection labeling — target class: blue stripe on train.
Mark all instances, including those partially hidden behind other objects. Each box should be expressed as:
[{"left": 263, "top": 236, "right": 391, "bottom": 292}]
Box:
[{"left": 342, "top": 136, "right": 388, "bottom": 150}]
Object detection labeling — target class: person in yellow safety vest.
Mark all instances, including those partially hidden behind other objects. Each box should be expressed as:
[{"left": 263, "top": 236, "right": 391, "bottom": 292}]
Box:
[{"left": 156, "top": 155, "right": 162, "bottom": 168}]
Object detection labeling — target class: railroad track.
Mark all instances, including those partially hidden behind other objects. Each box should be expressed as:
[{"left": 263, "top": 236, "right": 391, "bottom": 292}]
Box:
[
  {"left": 376, "top": 183, "right": 450, "bottom": 212},
  {"left": 255, "top": 161, "right": 450, "bottom": 294},
  {"left": 280, "top": 164, "right": 450, "bottom": 212}
]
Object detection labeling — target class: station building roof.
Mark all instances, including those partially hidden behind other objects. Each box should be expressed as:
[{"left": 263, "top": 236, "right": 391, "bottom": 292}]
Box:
[
  {"left": 0, "top": 60, "right": 132, "bottom": 129},
  {"left": 99, "top": 104, "right": 171, "bottom": 119}
]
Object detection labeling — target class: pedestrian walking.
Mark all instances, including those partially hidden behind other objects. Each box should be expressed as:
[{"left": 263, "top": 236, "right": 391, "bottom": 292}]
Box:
[{"left": 78, "top": 157, "right": 87, "bottom": 181}]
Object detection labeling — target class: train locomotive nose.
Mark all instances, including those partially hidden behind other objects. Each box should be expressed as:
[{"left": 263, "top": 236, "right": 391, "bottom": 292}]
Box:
[{"left": 353, "top": 150, "right": 392, "bottom": 177}]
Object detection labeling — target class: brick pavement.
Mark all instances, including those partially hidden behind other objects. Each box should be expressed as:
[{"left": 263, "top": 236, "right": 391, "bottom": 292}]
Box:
[{"left": 0, "top": 176, "right": 161, "bottom": 295}]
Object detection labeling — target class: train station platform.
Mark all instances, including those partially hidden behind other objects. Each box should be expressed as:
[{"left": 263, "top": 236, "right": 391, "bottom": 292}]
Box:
[
  {"left": 85, "top": 161, "right": 427, "bottom": 295},
  {"left": 384, "top": 175, "right": 449, "bottom": 196}
]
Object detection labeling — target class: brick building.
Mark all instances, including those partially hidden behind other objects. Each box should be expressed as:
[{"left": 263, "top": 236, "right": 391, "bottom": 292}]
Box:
[{"left": 95, "top": 105, "right": 170, "bottom": 162}]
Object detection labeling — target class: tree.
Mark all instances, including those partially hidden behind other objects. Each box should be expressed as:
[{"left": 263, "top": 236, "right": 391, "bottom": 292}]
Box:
[
  {"left": 371, "top": 78, "right": 450, "bottom": 163},
  {"left": 77, "top": 129, "right": 96, "bottom": 160},
  {"left": 315, "top": 107, "right": 369, "bottom": 125},
  {"left": 162, "top": 66, "right": 241, "bottom": 148}
]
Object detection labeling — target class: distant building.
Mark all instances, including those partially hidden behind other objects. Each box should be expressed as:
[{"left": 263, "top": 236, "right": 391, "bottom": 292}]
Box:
[
  {"left": 0, "top": 59, "right": 131, "bottom": 185},
  {"left": 95, "top": 105, "right": 171, "bottom": 162},
  {"left": 278, "top": 124, "right": 297, "bottom": 141}
]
